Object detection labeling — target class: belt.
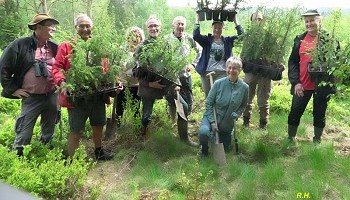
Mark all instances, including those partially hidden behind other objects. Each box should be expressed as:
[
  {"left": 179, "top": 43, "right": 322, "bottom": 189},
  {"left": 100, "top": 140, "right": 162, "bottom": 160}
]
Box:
[{"left": 29, "top": 90, "right": 55, "bottom": 97}]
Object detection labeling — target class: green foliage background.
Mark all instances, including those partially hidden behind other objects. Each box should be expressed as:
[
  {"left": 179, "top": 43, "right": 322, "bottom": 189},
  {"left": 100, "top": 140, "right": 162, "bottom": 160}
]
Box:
[{"left": 0, "top": 0, "right": 350, "bottom": 199}]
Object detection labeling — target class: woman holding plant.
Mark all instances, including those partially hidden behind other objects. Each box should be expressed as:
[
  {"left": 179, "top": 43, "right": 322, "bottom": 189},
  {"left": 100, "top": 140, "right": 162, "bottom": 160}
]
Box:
[
  {"left": 287, "top": 9, "right": 339, "bottom": 143},
  {"left": 52, "top": 14, "right": 115, "bottom": 160},
  {"left": 193, "top": 12, "right": 244, "bottom": 97},
  {"left": 114, "top": 27, "right": 145, "bottom": 126}
]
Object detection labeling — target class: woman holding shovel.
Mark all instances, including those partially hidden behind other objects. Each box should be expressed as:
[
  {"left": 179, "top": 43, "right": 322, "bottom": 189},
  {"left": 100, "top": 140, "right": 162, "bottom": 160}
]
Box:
[{"left": 199, "top": 56, "right": 248, "bottom": 157}]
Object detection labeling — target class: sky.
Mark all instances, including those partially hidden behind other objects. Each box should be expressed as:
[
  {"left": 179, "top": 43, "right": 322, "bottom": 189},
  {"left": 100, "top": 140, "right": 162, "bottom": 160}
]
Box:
[{"left": 167, "top": 0, "right": 350, "bottom": 9}]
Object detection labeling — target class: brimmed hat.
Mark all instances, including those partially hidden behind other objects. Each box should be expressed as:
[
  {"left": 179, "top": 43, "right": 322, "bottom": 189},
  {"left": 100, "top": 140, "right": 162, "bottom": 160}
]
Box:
[
  {"left": 301, "top": 9, "right": 320, "bottom": 16},
  {"left": 212, "top": 21, "right": 224, "bottom": 26},
  {"left": 28, "top": 13, "right": 59, "bottom": 30}
]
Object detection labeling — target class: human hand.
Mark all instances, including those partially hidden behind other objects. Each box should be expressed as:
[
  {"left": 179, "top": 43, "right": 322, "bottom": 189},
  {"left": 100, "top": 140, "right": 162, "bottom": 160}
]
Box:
[
  {"left": 294, "top": 83, "right": 304, "bottom": 97},
  {"left": 231, "top": 112, "right": 239, "bottom": 119},
  {"left": 211, "top": 122, "right": 219, "bottom": 133},
  {"left": 59, "top": 81, "right": 71, "bottom": 96},
  {"left": 149, "top": 80, "right": 166, "bottom": 89},
  {"left": 12, "top": 89, "right": 29, "bottom": 98},
  {"left": 195, "top": 13, "right": 200, "bottom": 24},
  {"left": 115, "top": 82, "right": 124, "bottom": 94},
  {"left": 186, "top": 64, "right": 194, "bottom": 72},
  {"left": 279, "top": 63, "right": 285, "bottom": 72},
  {"left": 173, "top": 86, "right": 180, "bottom": 93}
]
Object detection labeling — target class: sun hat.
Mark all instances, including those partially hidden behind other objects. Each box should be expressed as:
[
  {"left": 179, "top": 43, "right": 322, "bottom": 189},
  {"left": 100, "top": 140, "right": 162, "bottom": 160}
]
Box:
[
  {"left": 28, "top": 13, "right": 59, "bottom": 30},
  {"left": 212, "top": 21, "right": 224, "bottom": 26},
  {"left": 301, "top": 9, "right": 320, "bottom": 16}
]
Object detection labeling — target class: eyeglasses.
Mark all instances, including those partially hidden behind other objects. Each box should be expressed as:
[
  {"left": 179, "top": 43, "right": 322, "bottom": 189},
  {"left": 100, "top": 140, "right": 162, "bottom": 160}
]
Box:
[
  {"left": 147, "top": 24, "right": 160, "bottom": 29},
  {"left": 78, "top": 24, "right": 91, "bottom": 29}
]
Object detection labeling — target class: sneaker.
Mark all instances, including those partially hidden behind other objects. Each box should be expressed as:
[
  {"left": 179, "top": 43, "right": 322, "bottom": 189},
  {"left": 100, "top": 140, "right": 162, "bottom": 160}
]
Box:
[{"left": 94, "top": 148, "right": 114, "bottom": 161}]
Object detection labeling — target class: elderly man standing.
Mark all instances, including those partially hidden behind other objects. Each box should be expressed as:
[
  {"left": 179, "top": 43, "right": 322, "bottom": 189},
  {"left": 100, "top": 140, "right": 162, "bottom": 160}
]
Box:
[
  {"left": 53, "top": 14, "right": 114, "bottom": 160},
  {"left": 166, "top": 16, "right": 202, "bottom": 146},
  {"left": 0, "top": 13, "right": 59, "bottom": 156}
]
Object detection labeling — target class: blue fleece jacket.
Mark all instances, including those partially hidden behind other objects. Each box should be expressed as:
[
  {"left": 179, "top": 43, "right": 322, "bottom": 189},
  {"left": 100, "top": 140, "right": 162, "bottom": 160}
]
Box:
[{"left": 193, "top": 24, "right": 244, "bottom": 76}]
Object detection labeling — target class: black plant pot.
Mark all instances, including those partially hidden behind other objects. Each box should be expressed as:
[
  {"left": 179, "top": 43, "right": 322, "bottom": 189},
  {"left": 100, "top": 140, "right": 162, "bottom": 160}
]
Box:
[
  {"left": 220, "top": 10, "right": 228, "bottom": 21},
  {"left": 307, "top": 62, "right": 330, "bottom": 82},
  {"left": 196, "top": 10, "right": 206, "bottom": 21},
  {"left": 227, "top": 11, "right": 237, "bottom": 22},
  {"left": 205, "top": 9, "right": 213, "bottom": 20},
  {"left": 212, "top": 10, "right": 220, "bottom": 21},
  {"left": 243, "top": 61, "right": 282, "bottom": 81}
]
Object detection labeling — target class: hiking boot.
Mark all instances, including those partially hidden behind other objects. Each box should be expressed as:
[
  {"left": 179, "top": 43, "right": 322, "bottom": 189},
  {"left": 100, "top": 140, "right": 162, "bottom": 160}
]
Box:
[{"left": 94, "top": 148, "right": 114, "bottom": 161}]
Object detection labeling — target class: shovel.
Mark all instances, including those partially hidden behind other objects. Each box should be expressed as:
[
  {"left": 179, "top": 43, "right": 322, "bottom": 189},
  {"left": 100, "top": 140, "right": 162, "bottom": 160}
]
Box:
[
  {"left": 207, "top": 71, "right": 226, "bottom": 166},
  {"left": 105, "top": 96, "right": 118, "bottom": 140},
  {"left": 232, "top": 118, "right": 239, "bottom": 154},
  {"left": 174, "top": 90, "right": 187, "bottom": 121}
]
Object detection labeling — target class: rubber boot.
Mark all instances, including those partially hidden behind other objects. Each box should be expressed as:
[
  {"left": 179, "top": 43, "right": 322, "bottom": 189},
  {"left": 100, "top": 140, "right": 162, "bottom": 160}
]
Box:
[
  {"left": 16, "top": 147, "right": 24, "bottom": 157},
  {"left": 313, "top": 126, "right": 323, "bottom": 143},
  {"left": 168, "top": 105, "right": 177, "bottom": 125},
  {"left": 140, "top": 126, "right": 149, "bottom": 139},
  {"left": 259, "top": 119, "right": 267, "bottom": 129},
  {"left": 243, "top": 116, "right": 250, "bottom": 128},
  {"left": 199, "top": 134, "right": 209, "bottom": 157},
  {"left": 178, "top": 118, "right": 198, "bottom": 147},
  {"left": 288, "top": 125, "right": 298, "bottom": 142}
]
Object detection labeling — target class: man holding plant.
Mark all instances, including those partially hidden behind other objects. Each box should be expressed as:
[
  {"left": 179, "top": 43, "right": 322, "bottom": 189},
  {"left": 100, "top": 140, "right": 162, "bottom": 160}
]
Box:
[
  {"left": 0, "top": 13, "right": 59, "bottom": 156},
  {"left": 135, "top": 16, "right": 197, "bottom": 146},
  {"left": 287, "top": 9, "right": 339, "bottom": 143},
  {"left": 242, "top": 11, "right": 280, "bottom": 129},
  {"left": 165, "top": 16, "right": 202, "bottom": 146},
  {"left": 52, "top": 14, "right": 115, "bottom": 160},
  {"left": 193, "top": 12, "right": 244, "bottom": 97}
]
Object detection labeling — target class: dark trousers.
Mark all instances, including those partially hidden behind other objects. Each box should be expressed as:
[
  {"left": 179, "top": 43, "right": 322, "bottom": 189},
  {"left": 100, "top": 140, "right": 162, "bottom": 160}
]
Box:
[
  {"left": 288, "top": 90, "right": 330, "bottom": 128},
  {"left": 115, "top": 86, "right": 140, "bottom": 122}
]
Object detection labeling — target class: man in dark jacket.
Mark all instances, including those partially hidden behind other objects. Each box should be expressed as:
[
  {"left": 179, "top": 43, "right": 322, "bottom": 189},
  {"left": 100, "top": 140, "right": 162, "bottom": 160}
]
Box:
[{"left": 0, "top": 13, "right": 59, "bottom": 156}]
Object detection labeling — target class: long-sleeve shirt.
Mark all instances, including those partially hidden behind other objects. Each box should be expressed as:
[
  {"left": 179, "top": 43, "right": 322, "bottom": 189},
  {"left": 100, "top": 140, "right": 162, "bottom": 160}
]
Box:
[
  {"left": 193, "top": 24, "right": 244, "bottom": 76},
  {"left": 204, "top": 77, "right": 249, "bottom": 133}
]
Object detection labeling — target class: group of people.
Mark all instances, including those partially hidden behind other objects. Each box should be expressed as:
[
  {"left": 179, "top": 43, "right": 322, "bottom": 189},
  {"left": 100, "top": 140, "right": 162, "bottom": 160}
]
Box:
[{"left": 0, "top": 8, "right": 336, "bottom": 159}]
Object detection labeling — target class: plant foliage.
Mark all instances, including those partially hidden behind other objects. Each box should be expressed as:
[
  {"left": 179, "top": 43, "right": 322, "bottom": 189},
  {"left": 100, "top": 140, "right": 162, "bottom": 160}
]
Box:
[{"left": 240, "top": 7, "right": 301, "bottom": 65}]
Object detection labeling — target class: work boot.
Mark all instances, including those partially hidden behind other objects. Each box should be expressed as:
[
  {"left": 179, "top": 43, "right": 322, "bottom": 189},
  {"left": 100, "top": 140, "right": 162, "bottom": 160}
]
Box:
[
  {"left": 178, "top": 118, "right": 199, "bottom": 147},
  {"left": 313, "top": 126, "right": 323, "bottom": 143},
  {"left": 94, "top": 147, "right": 114, "bottom": 161},
  {"left": 259, "top": 119, "right": 267, "bottom": 129},
  {"left": 288, "top": 125, "right": 298, "bottom": 142},
  {"left": 243, "top": 116, "right": 250, "bottom": 128}
]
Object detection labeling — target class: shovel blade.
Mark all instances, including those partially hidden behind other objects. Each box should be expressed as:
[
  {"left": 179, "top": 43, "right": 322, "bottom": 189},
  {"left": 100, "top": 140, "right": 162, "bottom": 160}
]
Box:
[
  {"left": 104, "top": 117, "right": 117, "bottom": 140},
  {"left": 212, "top": 143, "right": 227, "bottom": 166},
  {"left": 174, "top": 98, "right": 187, "bottom": 121}
]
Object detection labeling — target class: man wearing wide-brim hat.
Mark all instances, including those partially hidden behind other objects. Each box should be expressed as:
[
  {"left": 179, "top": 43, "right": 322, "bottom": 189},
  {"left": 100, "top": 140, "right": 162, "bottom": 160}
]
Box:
[{"left": 0, "top": 13, "right": 60, "bottom": 156}]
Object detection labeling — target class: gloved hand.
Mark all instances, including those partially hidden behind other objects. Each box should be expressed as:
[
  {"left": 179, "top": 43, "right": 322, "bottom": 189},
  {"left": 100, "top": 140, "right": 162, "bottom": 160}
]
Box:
[
  {"left": 231, "top": 112, "right": 239, "bottom": 119},
  {"left": 211, "top": 122, "right": 219, "bottom": 133}
]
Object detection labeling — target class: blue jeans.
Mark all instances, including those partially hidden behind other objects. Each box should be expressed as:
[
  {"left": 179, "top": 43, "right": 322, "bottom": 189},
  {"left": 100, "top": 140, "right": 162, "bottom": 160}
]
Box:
[
  {"left": 142, "top": 93, "right": 188, "bottom": 127},
  {"left": 288, "top": 90, "right": 329, "bottom": 128},
  {"left": 199, "top": 115, "right": 232, "bottom": 151}
]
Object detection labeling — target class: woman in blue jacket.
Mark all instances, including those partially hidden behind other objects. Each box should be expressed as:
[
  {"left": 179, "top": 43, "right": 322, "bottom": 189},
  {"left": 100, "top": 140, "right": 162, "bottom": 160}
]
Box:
[
  {"left": 193, "top": 13, "right": 244, "bottom": 97},
  {"left": 199, "top": 56, "right": 249, "bottom": 156}
]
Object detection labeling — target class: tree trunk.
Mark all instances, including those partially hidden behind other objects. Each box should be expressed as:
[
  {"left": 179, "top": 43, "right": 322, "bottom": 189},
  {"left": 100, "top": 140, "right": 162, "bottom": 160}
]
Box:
[
  {"left": 40, "top": 0, "right": 47, "bottom": 13},
  {"left": 87, "top": 0, "right": 92, "bottom": 17}
]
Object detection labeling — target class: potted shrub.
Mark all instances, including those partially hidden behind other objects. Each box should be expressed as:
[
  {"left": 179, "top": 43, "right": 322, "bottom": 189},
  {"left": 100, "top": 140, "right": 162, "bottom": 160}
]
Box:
[
  {"left": 137, "top": 36, "right": 195, "bottom": 88},
  {"left": 63, "top": 22, "right": 122, "bottom": 100},
  {"left": 240, "top": 7, "right": 301, "bottom": 80},
  {"left": 309, "top": 10, "right": 341, "bottom": 83}
]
